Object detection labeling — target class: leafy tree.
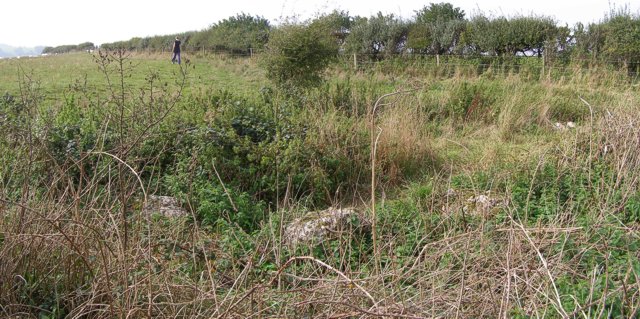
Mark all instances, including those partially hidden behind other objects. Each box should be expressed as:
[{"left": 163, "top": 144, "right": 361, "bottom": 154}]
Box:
[
  {"left": 77, "top": 42, "right": 96, "bottom": 51},
  {"left": 464, "top": 15, "right": 503, "bottom": 55},
  {"left": 571, "top": 10, "right": 640, "bottom": 71},
  {"left": 544, "top": 25, "right": 572, "bottom": 64},
  {"left": 510, "top": 16, "right": 558, "bottom": 56},
  {"left": 601, "top": 14, "right": 640, "bottom": 69},
  {"left": 310, "top": 10, "right": 353, "bottom": 47},
  {"left": 345, "top": 12, "right": 408, "bottom": 59},
  {"left": 262, "top": 21, "right": 338, "bottom": 88},
  {"left": 194, "top": 13, "right": 270, "bottom": 54},
  {"left": 465, "top": 14, "right": 557, "bottom": 56},
  {"left": 571, "top": 22, "right": 606, "bottom": 60},
  {"left": 188, "top": 30, "right": 211, "bottom": 51},
  {"left": 129, "top": 37, "right": 144, "bottom": 51},
  {"left": 408, "top": 2, "right": 466, "bottom": 55},
  {"left": 147, "top": 35, "right": 180, "bottom": 52}
]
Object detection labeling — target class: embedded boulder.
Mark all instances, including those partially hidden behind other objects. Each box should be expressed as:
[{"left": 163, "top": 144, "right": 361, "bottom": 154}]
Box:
[
  {"left": 554, "top": 121, "right": 577, "bottom": 131},
  {"left": 143, "top": 195, "right": 188, "bottom": 218},
  {"left": 464, "top": 193, "right": 508, "bottom": 216},
  {"left": 284, "top": 207, "right": 369, "bottom": 246}
]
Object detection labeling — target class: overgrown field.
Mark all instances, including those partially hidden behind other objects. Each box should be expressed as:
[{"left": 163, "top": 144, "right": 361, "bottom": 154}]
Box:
[{"left": 1, "top": 51, "right": 639, "bottom": 318}]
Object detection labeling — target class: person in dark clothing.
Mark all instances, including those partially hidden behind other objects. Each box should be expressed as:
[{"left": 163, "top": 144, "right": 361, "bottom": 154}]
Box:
[{"left": 171, "top": 37, "right": 181, "bottom": 64}]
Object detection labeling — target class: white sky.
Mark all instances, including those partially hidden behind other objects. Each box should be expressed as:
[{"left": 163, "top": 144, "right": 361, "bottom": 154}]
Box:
[{"left": 1, "top": 0, "right": 638, "bottom": 47}]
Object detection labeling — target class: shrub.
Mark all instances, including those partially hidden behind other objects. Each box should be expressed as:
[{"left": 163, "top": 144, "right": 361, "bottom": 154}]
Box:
[{"left": 262, "top": 21, "right": 338, "bottom": 88}]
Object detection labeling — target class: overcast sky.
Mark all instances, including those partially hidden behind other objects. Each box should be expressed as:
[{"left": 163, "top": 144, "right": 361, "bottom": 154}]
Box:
[{"left": 2, "top": 0, "right": 638, "bottom": 47}]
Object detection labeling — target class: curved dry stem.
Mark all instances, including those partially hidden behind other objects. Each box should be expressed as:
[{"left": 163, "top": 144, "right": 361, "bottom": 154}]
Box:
[{"left": 88, "top": 151, "right": 147, "bottom": 204}]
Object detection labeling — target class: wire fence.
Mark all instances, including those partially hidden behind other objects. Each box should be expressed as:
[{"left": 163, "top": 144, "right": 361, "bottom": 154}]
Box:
[
  {"left": 7, "top": 48, "right": 638, "bottom": 85},
  {"left": 156, "top": 48, "right": 640, "bottom": 79},
  {"left": 129, "top": 46, "right": 640, "bottom": 66}
]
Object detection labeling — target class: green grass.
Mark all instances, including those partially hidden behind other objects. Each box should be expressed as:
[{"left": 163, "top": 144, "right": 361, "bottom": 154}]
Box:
[{"left": 0, "top": 52, "right": 268, "bottom": 98}]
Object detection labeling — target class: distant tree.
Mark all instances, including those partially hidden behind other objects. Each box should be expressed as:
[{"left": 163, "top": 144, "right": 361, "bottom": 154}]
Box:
[
  {"left": 464, "top": 15, "right": 502, "bottom": 55},
  {"left": 544, "top": 24, "right": 572, "bottom": 64},
  {"left": 310, "top": 10, "right": 353, "bottom": 47},
  {"left": 100, "top": 33, "right": 192, "bottom": 52},
  {"left": 511, "top": 16, "right": 558, "bottom": 56},
  {"left": 42, "top": 44, "right": 86, "bottom": 54},
  {"left": 570, "top": 22, "right": 605, "bottom": 61},
  {"left": 147, "top": 35, "right": 171, "bottom": 52},
  {"left": 189, "top": 30, "right": 210, "bottom": 51},
  {"left": 407, "top": 2, "right": 466, "bottom": 55},
  {"left": 601, "top": 14, "right": 640, "bottom": 69},
  {"left": 570, "top": 10, "right": 640, "bottom": 72},
  {"left": 345, "top": 12, "right": 408, "bottom": 59},
  {"left": 196, "top": 13, "right": 270, "bottom": 54},
  {"left": 465, "top": 14, "right": 557, "bottom": 56},
  {"left": 128, "top": 37, "right": 144, "bottom": 51},
  {"left": 99, "top": 41, "right": 125, "bottom": 50},
  {"left": 77, "top": 42, "right": 95, "bottom": 51}
]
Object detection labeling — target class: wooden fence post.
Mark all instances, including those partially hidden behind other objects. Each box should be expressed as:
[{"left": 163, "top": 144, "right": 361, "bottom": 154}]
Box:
[{"left": 542, "top": 53, "right": 546, "bottom": 79}]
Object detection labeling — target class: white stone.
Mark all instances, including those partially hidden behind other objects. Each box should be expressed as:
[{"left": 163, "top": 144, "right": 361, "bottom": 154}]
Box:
[
  {"left": 465, "top": 193, "right": 507, "bottom": 216},
  {"left": 284, "top": 207, "right": 369, "bottom": 245},
  {"left": 143, "top": 195, "right": 188, "bottom": 218}
]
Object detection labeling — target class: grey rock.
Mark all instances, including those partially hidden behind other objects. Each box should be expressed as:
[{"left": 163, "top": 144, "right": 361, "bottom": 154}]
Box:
[
  {"left": 284, "top": 207, "right": 369, "bottom": 246},
  {"left": 464, "top": 193, "right": 508, "bottom": 216},
  {"left": 143, "top": 195, "right": 188, "bottom": 218}
]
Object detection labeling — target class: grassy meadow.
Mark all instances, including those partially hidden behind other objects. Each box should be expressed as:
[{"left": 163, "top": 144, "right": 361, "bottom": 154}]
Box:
[
  {"left": 1, "top": 51, "right": 639, "bottom": 318},
  {"left": 0, "top": 52, "right": 267, "bottom": 98}
]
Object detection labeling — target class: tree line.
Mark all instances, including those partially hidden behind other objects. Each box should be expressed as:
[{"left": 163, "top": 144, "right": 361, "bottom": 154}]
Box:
[
  {"left": 42, "top": 42, "right": 96, "bottom": 54},
  {"left": 48, "top": 4, "right": 640, "bottom": 71},
  {"left": 99, "top": 13, "right": 269, "bottom": 55}
]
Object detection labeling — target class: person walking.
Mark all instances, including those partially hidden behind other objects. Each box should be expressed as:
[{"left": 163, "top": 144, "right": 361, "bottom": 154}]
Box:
[{"left": 171, "top": 37, "right": 181, "bottom": 64}]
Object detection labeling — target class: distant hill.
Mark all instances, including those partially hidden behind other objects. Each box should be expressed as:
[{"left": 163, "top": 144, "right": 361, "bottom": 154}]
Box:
[{"left": 0, "top": 44, "right": 44, "bottom": 58}]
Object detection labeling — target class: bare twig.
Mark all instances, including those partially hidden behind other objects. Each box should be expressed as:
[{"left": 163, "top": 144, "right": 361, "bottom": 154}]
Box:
[
  {"left": 370, "top": 89, "right": 415, "bottom": 276},
  {"left": 212, "top": 160, "right": 238, "bottom": 212},
  {"left": 88, "top": 151, "right": 147, "bottom": 203},
  {"left": 508, "top": 213, "right": 569, "bottom": 318}
]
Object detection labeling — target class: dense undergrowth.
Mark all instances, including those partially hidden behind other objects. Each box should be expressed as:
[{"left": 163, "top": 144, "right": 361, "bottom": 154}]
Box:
[{"left": 0, "top": 53, "right": 639, "bottom": 318}]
